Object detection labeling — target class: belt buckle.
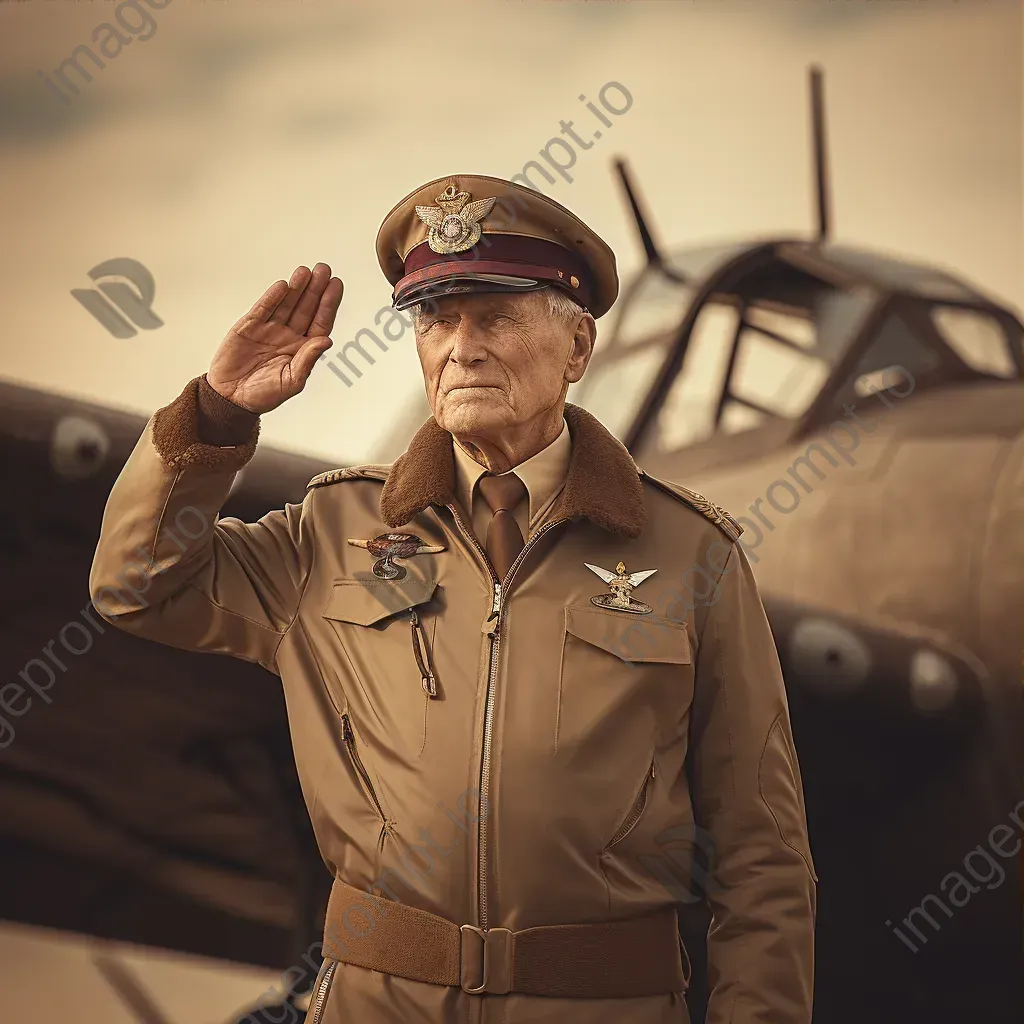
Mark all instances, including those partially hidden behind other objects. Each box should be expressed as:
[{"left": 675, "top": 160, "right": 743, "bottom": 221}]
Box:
[{"left": 459, "top": 924, "right": 513, "bottom": 995}]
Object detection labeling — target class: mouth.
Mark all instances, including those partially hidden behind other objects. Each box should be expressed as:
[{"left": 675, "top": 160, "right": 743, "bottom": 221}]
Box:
[{"left": 444, "top": 385, "right": 504, "bottom": 397}]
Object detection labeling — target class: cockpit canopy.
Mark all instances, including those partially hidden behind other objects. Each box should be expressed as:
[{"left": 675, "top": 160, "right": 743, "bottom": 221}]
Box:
[{"left": 571, "top": 239, "right": 1023, "bottom": 456}]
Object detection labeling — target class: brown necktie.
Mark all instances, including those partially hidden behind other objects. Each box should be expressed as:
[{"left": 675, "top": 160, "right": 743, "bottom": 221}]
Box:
[{"left": 477, "top": 471, "right": 528, "bottom": 579}]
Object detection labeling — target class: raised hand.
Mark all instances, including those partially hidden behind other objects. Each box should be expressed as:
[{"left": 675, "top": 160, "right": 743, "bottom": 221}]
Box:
[{"left": 207, "top": 263, "right": 343, "bottom": 414}]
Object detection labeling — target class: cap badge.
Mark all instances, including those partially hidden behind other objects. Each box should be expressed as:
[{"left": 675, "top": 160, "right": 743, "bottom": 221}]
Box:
[
  {"left": 348, "top": 532, "right": 446, "bottom": 580},
  {"left": 585, "top": 561, "right": 657, "bottom": 615},
  {"left": 415, "top": 185, "right": 497, "bottom": 254}
]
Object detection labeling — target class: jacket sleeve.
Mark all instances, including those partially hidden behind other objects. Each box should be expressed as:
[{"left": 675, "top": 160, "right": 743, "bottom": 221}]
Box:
[
  {"left": 88, "top": 377, "right": 316, "bottom": 673},
  {"left": 689, "top": 541, "right": 817, "bottom": 1023}
]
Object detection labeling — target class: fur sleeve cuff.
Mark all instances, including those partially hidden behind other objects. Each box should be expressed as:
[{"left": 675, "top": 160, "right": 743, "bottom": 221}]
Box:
[{"left": 151, "top": 376, "right": 260, "bottom": 471}]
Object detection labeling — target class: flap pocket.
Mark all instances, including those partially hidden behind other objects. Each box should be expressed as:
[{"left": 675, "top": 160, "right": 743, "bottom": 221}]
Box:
[
  {"left": 323, "top": 578, "right": 438, "bottom": 626},
  {"left": 565, "top": 605, "right": 691, "bottom": 665}
]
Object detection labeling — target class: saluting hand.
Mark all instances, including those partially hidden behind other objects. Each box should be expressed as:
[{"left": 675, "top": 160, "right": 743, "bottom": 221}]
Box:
[{"left": 207, "top": 263, "right": 343, "bottom": 414}]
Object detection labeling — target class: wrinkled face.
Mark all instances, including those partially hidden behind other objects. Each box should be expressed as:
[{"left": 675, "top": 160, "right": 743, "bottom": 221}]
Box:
[{"left": 413, "top": 290, "right": 593, "bottom": 439}]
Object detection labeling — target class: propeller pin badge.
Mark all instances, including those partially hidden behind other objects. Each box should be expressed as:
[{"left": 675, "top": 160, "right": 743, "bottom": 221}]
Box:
[{"left": 347, "top": 533, "right": 445, "bottom": 580}]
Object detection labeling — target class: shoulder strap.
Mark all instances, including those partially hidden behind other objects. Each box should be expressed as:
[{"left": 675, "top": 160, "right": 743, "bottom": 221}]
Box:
[
  {"left": 307, "top": 465, "right": 390, "bottom": 490},
  {"left": 640, "top": 470, "right": 743, "bottom": 542}
]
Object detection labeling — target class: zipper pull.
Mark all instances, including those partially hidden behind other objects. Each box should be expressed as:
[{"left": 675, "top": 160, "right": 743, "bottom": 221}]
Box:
[
  {"left": 378, "top": 820, "right": 396, "bottom": 852},
  {"left": 341, "top": 714, "right": 353, "bottom": 742},
  {"left": 410, "top": 610, "right": 438, "bottom": 698},
  {"left": 488, "top": 582, "right": 502, "bottom": 621}
]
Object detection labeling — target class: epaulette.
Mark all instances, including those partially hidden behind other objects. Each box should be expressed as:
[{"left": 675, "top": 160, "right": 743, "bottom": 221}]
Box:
[
  {"left": 307, "top": 465, "right": 390, "bottom": 490},
  {"left": 640, "top": 470, "right": 743, "bottom": 542}
]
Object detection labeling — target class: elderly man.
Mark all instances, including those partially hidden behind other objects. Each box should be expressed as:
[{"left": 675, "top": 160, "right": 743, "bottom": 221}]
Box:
[{"left": 90, "top": 174, "right": 816, "bottom": 1023}]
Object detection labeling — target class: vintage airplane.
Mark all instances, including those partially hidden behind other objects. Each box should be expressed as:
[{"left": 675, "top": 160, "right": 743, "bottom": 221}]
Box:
[
  {"left": 566, "top": 67, "right": 1024, "bottom": 1024},
  {"left": 0, "top": 379, "right": 339, "bottom": 1021}
]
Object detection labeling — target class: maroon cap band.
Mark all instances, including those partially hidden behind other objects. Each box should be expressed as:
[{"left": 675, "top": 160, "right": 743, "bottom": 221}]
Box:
[{"left": 395, "top": 234, "right": 594, "bottom": 310}]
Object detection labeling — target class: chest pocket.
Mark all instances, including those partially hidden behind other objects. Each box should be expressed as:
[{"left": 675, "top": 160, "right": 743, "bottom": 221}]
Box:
[
  {"left": 322, "top": 578, "right": 440, "bottom": 757},
  {"left": 556, "top": 604, "right": 693, "bottom": 755},
  {"left": 323, "top": 577, "right": 438, "bottom": 626}
]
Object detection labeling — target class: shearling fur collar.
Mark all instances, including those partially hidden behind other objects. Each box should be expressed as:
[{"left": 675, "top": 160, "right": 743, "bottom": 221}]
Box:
[{"left": 379, "top": 403, "right": 646, "bottom": 538}]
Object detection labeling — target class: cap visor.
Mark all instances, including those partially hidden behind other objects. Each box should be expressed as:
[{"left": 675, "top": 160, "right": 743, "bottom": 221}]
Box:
[{"left": 394, "top": 273, "right": 541, "bottom": 310}]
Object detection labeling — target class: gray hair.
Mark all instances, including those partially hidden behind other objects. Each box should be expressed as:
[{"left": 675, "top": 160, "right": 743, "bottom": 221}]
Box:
[
  {"left": 407, "top": 286, "right": 584, "bottom": 326},
  {"left": 544, "top": 286, "right": 586, "bottom": 323}
]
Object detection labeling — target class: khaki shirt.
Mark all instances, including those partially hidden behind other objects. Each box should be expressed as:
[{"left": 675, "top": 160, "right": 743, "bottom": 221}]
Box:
[{"left": 452, "top": 418, "right": 571, "bottom": 542}]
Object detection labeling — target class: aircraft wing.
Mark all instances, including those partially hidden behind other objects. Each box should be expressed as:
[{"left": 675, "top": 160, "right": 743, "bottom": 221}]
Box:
[
  {"left": 0, "top": 380, "right": 341, "bottom": 971},
  {"left": 679, "top": 594, "right": 1021, "bottom": 1024},
  {"left": 763, "top": 595, "right": 988, "bottom": 736},
  {"left": 758, "top": 594, "right": 1022, "bottom": 1024}
]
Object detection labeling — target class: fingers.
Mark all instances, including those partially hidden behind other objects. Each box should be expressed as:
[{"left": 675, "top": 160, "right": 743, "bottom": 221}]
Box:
[
  {"left": 235, "top": 266, "right": 340, "bottom": 340},
  {"left": 308, "top": 276, "right": 345, "bottom": 339},
  {"left": 287, "top": 262, "right": 333, "bottom": 335},
  {"left": 268, "top": 266, "right": 314, "bottom": 325},
  {"left": 240, "top": 279, "right": 290, "bottom": 326},
  {"left": 290, "top": 335, "right": 333, "bottom": 389}
]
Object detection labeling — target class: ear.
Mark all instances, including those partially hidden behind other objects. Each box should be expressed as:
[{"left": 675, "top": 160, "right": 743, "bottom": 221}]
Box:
[{"left": 564, "top": 313, "right": 597, "bottom": 384}]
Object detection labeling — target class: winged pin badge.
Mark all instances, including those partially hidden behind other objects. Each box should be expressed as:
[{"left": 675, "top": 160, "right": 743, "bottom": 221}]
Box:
[{"left": 585, "top": 561, "right": 658, "bottom": 615}]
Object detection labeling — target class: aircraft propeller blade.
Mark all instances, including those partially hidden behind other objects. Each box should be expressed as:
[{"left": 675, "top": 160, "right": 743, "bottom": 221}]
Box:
[
  {"left": 93, "top": 952, "right": 176, "bottom": 1024},
  {"left": 809, "top": 64, "right": 832, "bottom": 241},
  {"left": 613, "top": 159, "right": 666, "bottom": 269}
]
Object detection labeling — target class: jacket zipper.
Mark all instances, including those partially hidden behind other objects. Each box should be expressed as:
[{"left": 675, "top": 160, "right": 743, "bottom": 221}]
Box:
[
  {"left": 409, "top": 609, "right": 438, "bottom": 698},
  {"left": 607, "top": 758, "right": 657, "bottom": 850},
  {"left": 341, "top": 713, "right": 393, "bottom": 851},
  {"left": 446, "top": 502, "right": 569, "bottom": 932},
  {"left": 307, "top": 959, "right": 337, "bottom": 1024}
]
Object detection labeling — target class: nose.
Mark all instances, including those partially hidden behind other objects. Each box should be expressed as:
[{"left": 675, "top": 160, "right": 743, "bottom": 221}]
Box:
[{"left": 448, "top": 319, "right": 489, "bottom": 364}]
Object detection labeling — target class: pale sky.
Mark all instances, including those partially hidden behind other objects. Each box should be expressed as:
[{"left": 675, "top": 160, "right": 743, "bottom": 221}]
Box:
[{"left": 0, "top": 0, "right": 1020, "bottom": 464}]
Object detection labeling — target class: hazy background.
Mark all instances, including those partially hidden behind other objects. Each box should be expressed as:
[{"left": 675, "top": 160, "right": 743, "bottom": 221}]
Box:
[
  {"left": 0, "top": 1, "right": 1021, "bottom": 1020},
  {"left": 1, "top": 0, "right": 1021, "bottom": 466}
]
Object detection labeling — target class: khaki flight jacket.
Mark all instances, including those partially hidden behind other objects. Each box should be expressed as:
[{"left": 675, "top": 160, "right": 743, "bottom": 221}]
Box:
[{"left": 89, "top": 378, "right": 816, "bottom": 1024}]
